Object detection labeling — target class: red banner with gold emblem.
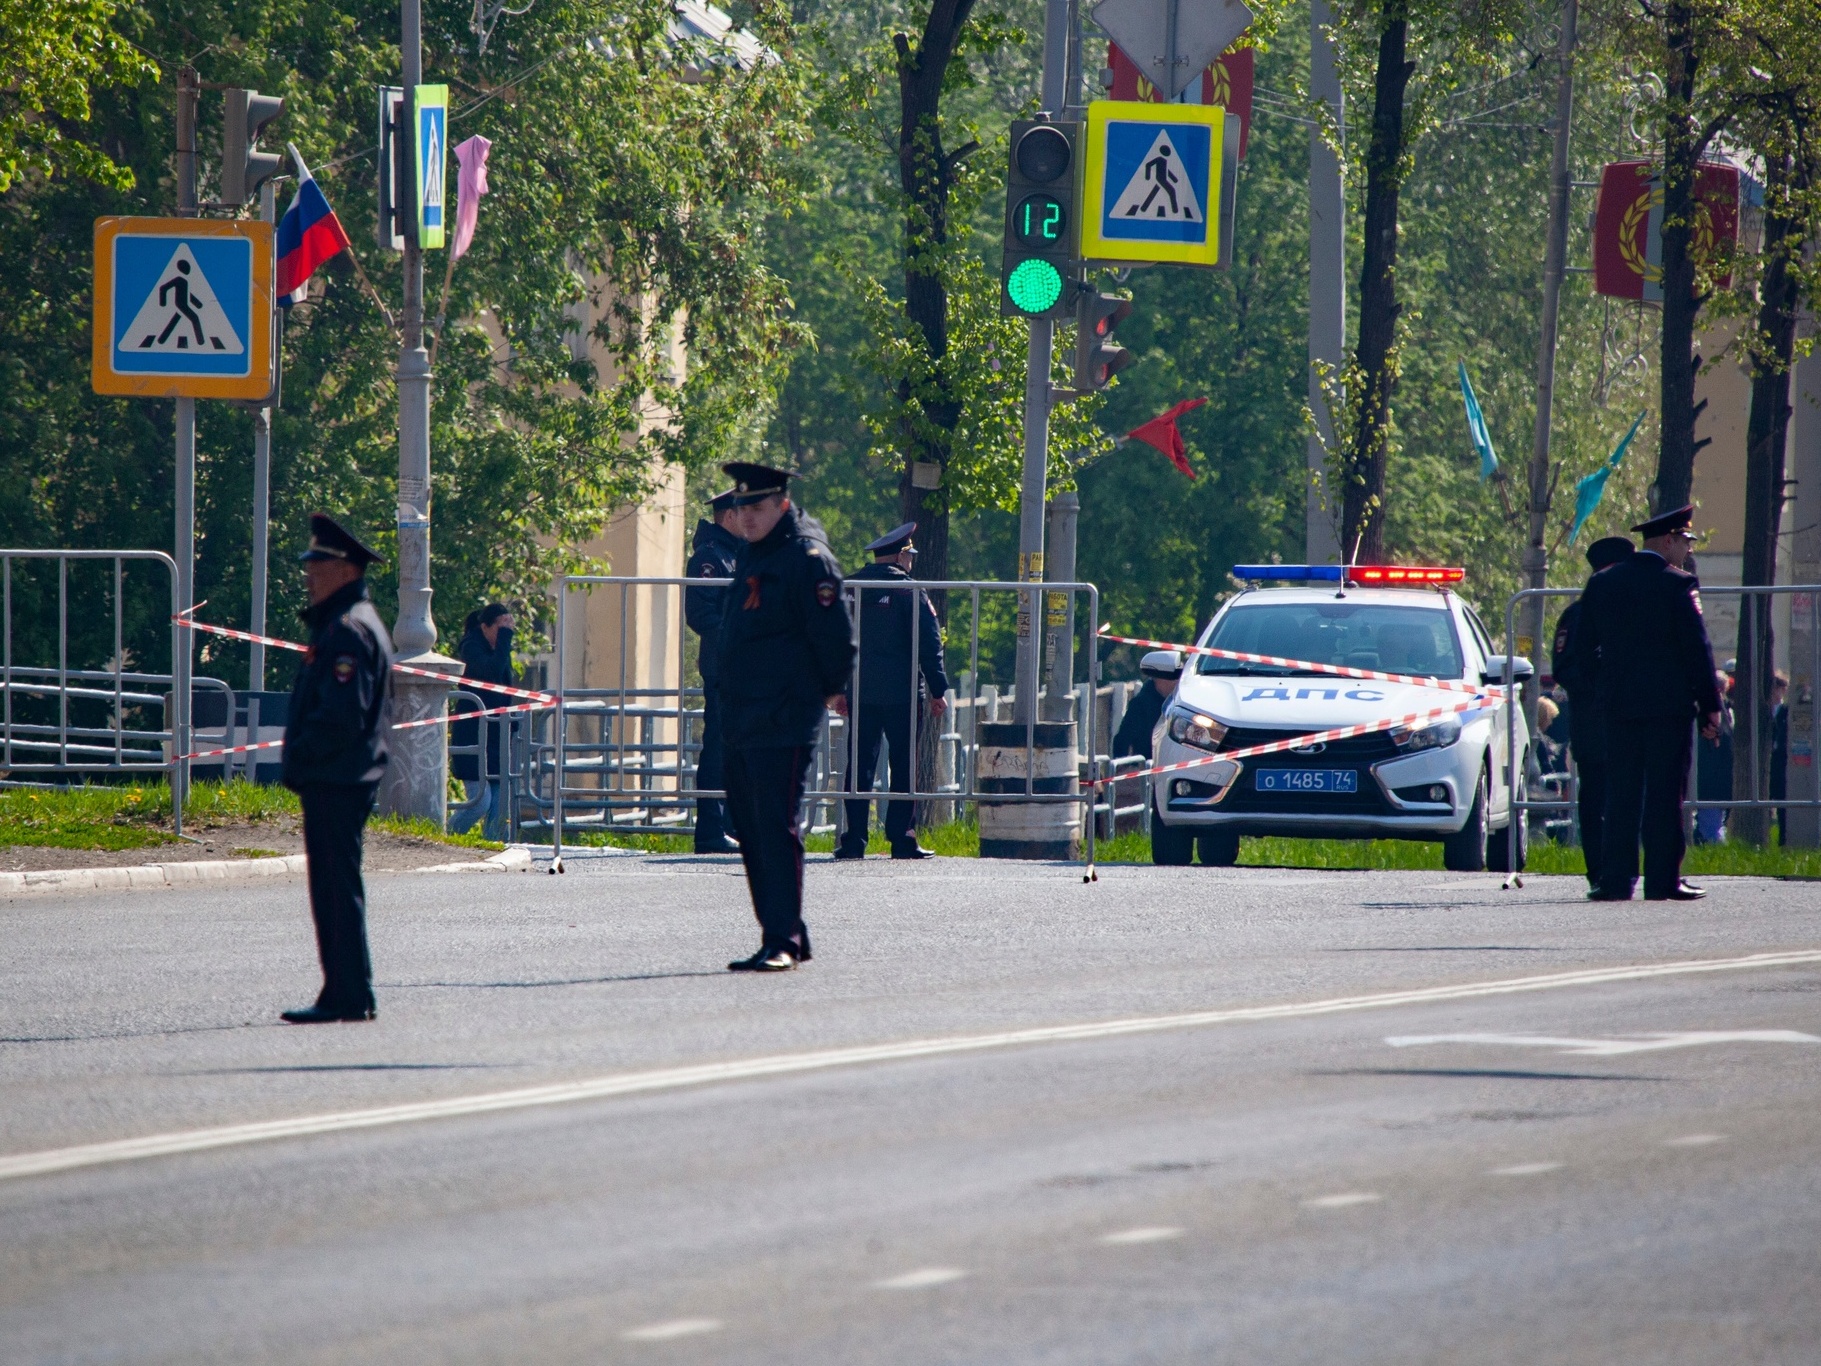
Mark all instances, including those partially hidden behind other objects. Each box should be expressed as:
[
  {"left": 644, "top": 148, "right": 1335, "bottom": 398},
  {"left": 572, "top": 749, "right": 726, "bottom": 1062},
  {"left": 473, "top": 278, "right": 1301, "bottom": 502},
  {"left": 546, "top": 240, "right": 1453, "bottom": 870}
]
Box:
[
  {"left": 1106, "top": 43, "right": 1252, "bottom": 159},
  {"left": 1592, "top": 159, "right": 1739, "bottom": 301}
]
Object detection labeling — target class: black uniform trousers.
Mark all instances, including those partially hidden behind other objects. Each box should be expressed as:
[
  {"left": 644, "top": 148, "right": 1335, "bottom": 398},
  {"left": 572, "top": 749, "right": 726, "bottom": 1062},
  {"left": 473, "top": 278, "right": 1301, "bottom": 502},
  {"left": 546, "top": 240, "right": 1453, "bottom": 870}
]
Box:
[
  {"left": 724, "top": 744, "right": 815, "bottom": 959},
  {"left": 840, "top": 702, "right": 918, "bottom": 851},
  {"left": 695, "top": 684, "right": 732, "bottom": 843},
  {"left": 298, "top": 782, "right": 378, "bottom": 1011},
  {"left": 1598, "top": 717, "right": 1693, "bottom": 897},
  {"left": 1573, "top": 753, "right": 1609, "bottom": 889}
]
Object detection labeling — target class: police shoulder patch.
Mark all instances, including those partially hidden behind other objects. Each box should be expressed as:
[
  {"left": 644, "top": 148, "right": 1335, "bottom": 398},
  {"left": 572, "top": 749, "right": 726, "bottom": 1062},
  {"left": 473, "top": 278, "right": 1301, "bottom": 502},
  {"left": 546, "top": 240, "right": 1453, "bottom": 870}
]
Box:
[
  {"left": 333, "top": 655, "right": 357, "bottom": 683},
  {"left": 815, "top": 578, "right": 838, "bottom": 608}
]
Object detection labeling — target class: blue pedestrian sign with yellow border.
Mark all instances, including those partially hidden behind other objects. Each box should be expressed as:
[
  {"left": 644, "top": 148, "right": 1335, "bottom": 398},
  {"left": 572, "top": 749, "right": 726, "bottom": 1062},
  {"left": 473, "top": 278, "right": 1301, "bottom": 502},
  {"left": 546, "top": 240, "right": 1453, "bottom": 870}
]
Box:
[
  {"left": 92, "top": 217, "right": 274, "bottom": 399},
  {"left": 1081, "top": 101, "right": 1226, "bottom": 267},
  {"left": 413, "top": 84, "right": 448, "bottom": 249}
]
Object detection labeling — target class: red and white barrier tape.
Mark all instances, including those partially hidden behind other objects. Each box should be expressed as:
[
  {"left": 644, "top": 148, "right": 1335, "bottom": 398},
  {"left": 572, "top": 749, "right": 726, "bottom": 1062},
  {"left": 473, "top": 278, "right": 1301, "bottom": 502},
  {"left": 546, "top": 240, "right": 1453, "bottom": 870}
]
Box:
[
  {"left": 390, "top": 698, "right": 553, "bottom": 730},
  {"left": 1096, "top": 628, "right": 1505, "bottom": 698},
  {"left": 175, "top": 612, "right": 307, "bottom": 654},
  {"left": 1090, "top": 692, "right": 1496, "bottom": 788},
  {"left": 182, "top": 737, "right": 289, "bottom": 761},
  {"left": 388, "top": 660, "right": 554, "bottom": 705}
]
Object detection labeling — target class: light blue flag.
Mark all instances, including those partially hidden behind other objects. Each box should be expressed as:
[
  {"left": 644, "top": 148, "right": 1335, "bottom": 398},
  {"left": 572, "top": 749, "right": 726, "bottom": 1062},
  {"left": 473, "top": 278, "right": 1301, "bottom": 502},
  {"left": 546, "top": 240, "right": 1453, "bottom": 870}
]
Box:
[
  {"left": 1568, "top": 411, "right": 1646, "bottom": 546},
  {"left": 1458, "top": 362, "right": 1498, "bottom": 481}
]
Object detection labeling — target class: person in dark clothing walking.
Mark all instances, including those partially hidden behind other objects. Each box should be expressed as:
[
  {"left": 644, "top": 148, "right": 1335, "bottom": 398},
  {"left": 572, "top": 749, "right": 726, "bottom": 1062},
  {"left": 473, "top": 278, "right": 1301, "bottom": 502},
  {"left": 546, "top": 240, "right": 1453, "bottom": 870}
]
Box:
[
  {"left": 714, "top": 463, "right": 855, "bottom": 971},
  {"left": 451, "top": 603, "right": 515, "bottom": 840},
  {"left": 1112, "top": 650, "right": 1183, "bottom": 763},
  {"left": 1550, "top": 535, "right": 1634, "bottom": 889},
  {"left": 685, "top": 489, "right": 743, "bottom": 853},
  {"left": 1572, "top": 506, "right": 1722, "bottom": 901},
  {"left": 280, "top": 515, "right": 393, "bottom": 1023},
  {"left": 836, "top": 523, "right": 949, "bottom": 861}
]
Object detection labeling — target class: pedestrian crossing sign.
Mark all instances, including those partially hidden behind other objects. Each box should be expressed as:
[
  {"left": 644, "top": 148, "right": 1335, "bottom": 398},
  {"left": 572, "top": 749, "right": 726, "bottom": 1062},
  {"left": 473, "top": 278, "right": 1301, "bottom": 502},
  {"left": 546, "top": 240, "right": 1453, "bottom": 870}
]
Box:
[
  {"left": 92, "top": 217, "right": 274, "bottom": 399},
  {"left": 1081, "top": 101, "right": 1225, "bottom": 266},
  {"left": 412, "top": 84, "right": 448, "bottom": 249}
]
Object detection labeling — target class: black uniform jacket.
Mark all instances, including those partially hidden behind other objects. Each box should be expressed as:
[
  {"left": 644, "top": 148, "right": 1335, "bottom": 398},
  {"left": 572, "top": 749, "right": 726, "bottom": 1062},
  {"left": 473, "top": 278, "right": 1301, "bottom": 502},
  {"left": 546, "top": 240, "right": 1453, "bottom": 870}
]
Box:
[
  {"left": 1550, "top": 593, "right": 1603, "bottom": 756},
  {"left": 849, "top": 561, "right": 949, "bottom": 707},
  {"left": 1571, "top": 549, "right": 1722, "bottom": 725},
  {"left": 451, "top": 624, "right": 515, "bottom": 781},
  {"left": 283, "top": 579, "right": 394, "bottom": 788},
  {"left": 1113, "top": 680, "right": 1167, "bottom": 761},
  {"left": 684, "top": 518, "right": 742, "bottom": 681},
  {"left": 713, "top": 506, "right": 856, "bottom": 749}
]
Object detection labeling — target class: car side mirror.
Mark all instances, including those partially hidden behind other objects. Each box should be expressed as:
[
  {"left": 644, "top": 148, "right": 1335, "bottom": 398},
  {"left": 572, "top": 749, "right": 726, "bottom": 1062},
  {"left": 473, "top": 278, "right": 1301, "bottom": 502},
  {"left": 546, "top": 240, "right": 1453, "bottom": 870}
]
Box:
[
  {"left": 1140, "top": 649, "right": 1184, "bottom": 679},
  {"left": 1483, "top": 655, "right": 1534, "bottom": 685}
]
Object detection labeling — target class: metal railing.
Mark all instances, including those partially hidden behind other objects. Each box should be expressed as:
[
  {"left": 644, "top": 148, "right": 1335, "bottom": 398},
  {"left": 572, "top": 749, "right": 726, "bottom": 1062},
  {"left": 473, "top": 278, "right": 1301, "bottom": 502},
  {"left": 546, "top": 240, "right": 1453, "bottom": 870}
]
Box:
[
  {"left": 1502, "top": 582, "right": 1821, "bottom": 871},
  {"left": 1, "top": 549, "right": 194, "bottom": 835},
  {"left": 532, "top": 575, "right": 1106, "bottom": 870}
]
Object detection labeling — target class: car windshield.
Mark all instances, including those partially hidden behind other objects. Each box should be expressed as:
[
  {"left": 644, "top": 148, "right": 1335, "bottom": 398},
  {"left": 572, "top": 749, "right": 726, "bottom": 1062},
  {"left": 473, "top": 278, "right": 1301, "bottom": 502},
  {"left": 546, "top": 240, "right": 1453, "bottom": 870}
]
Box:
[{"left": 1198, "top": 601, "right": 1464, "bottom": 679}]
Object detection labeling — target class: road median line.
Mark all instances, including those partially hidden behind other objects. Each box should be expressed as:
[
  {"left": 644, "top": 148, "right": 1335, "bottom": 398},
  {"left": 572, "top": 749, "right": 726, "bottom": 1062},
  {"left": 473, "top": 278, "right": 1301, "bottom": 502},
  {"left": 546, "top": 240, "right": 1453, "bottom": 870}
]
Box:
[{"left": 4, "top": 948, "right": 1818, "bottom": 1183}]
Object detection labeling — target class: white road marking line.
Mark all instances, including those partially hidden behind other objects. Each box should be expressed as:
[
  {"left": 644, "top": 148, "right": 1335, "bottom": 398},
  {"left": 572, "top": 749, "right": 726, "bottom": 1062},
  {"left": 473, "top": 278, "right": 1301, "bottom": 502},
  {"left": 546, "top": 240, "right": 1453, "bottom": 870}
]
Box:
[
  {"left": 1102, "top": 1226, "right": 1184, "bottom": 1244},
  {"left": 1304, "top": 1192, "right": 1381, "bottom": 1209},
  {"left": 1663, "top": 1133, "right": 1726, "bottom": 1147},
  {"left": 621, "top": 1318, "right": 721, "bottom": 1341},
  {"left": 4, "top": 947, "right": 1818, "bottom": 1183},
  {"left": 1491, "top": 1162, "right": 1564, "bottom": 1176},
  {"left": 874, "top": 1267, "right": 967, "bottom": 1290},
  {"left": 1386, "top": 1030, "right": 1821, "bottom": 1057}
]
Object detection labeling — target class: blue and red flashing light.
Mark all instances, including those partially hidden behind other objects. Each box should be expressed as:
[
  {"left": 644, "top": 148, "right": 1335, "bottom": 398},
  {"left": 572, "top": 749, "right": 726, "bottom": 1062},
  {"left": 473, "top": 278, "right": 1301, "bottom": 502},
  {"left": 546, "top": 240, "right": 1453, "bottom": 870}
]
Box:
[{"left": 1232, "top": 564, "right": 1466, "bottom": 586}]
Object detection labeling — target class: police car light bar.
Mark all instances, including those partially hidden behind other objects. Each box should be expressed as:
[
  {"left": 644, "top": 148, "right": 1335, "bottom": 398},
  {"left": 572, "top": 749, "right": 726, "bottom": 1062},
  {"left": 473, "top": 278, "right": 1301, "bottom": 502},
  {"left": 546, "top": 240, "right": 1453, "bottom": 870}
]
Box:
[{"left": 1231, "top": 564, "right": 1464, "bottom": 585}]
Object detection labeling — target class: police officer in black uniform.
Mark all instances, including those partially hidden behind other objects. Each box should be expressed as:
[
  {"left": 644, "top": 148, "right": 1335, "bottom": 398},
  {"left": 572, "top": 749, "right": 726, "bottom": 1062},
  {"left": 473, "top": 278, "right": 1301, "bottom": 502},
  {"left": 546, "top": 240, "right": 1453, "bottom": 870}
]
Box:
[
  {"left": 1572, "top": 505, "right": 1722, "bottom": 901},
  {"left": 1550, "top": 535, "right": 1634, "bottom": 890},
  {"left": 280, "top": 515, "right": 394, "bottom": 1022},
  {"left": 1112, "top": 651, "right": 1183, "bottom": 763},
  {"left": 685, "top": 488, "right": 743, "bottom": 854},
  {"left": 714, "top": 463, "right": 855, "bottom": 971},
  {"left": 836, "top": 523, "right": 949, "bottom": 861}
]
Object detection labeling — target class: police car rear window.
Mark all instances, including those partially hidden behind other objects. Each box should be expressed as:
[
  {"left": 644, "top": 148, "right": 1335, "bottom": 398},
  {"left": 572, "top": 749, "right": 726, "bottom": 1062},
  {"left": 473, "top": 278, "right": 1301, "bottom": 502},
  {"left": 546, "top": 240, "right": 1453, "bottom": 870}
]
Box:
[{"left": 1199, "top": 602, "right": 1464, "bottom": 679}]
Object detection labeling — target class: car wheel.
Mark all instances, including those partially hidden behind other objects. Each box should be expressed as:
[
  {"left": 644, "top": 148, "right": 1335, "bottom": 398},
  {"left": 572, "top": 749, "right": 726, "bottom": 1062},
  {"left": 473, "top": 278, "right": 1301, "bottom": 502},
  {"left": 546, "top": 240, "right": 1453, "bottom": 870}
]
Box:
[
  {"left": 1151, "top": 799, "right": 1195, "bottom": 866},
  {"left": 1487, "top": 760, "right": 1529, "bottom": 873},
  {"left": 1442, "top": 768, "right": 1489, "bottom": 872},
  {"left": 1196, "top": 829, "right": 1240, "bottom": 866}
]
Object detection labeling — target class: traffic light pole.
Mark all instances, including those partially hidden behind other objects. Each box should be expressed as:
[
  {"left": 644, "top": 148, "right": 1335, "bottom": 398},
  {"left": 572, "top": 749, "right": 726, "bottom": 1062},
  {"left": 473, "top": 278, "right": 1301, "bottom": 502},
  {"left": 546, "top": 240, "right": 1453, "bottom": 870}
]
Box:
[
  {"left": 172, "top": 65, "right": 200, "bottom": 820},
  {"left": 1013, "top": 0, "right": 1073, "bottom": 726}
]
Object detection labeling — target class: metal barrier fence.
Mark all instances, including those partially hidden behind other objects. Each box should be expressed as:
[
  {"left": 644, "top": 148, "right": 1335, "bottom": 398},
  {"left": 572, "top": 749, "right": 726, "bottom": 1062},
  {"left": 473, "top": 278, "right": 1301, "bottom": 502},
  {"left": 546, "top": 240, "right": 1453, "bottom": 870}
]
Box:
[
  {"left": 533, "top": 575, "right": 1106, "bottom": 868},
  {"left": 1502, "top": 582, "right": 1821, "bottom": 871},
  {"left": 1, "top": 549, "right": 200, "bottom": 836}
]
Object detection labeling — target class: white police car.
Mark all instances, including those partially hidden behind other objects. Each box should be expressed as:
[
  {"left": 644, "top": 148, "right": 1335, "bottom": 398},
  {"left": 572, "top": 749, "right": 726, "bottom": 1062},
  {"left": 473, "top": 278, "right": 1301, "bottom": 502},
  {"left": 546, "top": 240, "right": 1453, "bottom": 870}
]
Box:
[{"left": 1146, "top": 565, "right": 1532, "bottom": 872}]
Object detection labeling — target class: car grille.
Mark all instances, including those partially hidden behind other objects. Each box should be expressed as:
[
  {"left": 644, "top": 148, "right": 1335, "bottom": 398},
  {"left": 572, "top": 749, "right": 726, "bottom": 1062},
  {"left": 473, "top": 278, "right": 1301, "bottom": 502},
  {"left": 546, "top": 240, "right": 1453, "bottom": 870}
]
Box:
[
  {"left": 1207, "top": 727, "right": 1399, "bottom": 815},
  {"left": 1218, "top": 727, "right": 1400, "bottom": 763}
]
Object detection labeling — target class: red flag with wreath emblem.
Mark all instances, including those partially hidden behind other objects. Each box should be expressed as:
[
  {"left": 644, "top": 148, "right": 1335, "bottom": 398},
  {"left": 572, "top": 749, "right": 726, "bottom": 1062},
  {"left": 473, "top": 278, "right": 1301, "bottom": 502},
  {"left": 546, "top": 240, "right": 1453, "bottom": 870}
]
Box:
[
  {"left": 1592, "top": 160, "right": 1739, "bottom": 302},
  {"left": 1106, "top": 43, "right": 1252, "bottom": 158}
]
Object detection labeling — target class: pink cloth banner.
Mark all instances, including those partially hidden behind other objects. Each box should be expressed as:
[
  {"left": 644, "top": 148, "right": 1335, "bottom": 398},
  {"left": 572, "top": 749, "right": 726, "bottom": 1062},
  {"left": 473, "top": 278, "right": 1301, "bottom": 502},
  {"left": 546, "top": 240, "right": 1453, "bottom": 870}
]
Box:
[{"left": 452, "top": 135, "right": 492, "bottom": 261}]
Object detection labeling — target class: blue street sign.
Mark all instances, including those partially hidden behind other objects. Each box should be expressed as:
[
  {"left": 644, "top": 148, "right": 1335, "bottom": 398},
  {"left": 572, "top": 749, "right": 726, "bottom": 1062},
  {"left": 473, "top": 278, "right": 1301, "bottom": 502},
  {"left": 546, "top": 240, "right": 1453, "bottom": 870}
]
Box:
[{"left": 1081, "top": 101, "right": 1225, "bottom": 267}]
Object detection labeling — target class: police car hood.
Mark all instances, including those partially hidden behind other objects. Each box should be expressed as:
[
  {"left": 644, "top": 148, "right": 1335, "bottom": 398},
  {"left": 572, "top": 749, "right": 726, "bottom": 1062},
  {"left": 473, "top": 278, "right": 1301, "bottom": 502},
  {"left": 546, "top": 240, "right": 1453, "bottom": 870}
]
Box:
[{"left": 1175, "top": 672, "right": 1481, "bottom": 733}]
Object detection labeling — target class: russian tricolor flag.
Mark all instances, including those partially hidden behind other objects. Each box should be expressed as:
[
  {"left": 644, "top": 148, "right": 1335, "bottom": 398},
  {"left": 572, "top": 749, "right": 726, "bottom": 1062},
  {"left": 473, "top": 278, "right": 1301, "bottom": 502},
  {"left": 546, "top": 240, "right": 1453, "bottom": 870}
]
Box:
[{"left": 276, "top": 145, "right": 352, "bottom": 308}]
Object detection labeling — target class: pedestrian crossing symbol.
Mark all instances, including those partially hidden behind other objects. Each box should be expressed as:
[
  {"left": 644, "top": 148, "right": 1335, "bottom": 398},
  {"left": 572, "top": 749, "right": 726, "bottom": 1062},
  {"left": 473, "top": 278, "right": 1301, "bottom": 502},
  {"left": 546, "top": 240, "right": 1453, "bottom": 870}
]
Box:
[
  {"left": 92, "top": 216, "right": 274, "bottom": 399},
  {"left": 1081, "top": 101, "right": 1225, "bottom": 267}
]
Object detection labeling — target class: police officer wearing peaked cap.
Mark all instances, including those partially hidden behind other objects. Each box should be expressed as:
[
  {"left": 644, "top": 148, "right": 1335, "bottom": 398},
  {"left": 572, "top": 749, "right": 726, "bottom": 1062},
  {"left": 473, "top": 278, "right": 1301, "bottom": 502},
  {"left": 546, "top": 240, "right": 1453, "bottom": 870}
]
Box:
[
  {"left": 713, "top": 462, "right": 855, "bottom": 971},
  {"left": 1571, "top": 505, "right": 1722, "bottom": 902},
  {"left": 279, "top": 514, "right": 395, "bottom": 1023},
  {"left": 836, "top": 522, "right": 950, "bottom": 861},
  {"left": 1550, "top": 534, "right": 1634, "bottom": 891},
  {"left": 685, "top": 487, "right": 743, "bottom": 854}
]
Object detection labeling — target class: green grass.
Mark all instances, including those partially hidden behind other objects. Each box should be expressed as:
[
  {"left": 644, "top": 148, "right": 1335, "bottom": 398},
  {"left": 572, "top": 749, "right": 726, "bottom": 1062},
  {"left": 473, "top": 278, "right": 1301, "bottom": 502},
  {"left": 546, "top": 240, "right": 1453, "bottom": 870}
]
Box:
[{"left": 370, "top": 813, "right": 504, "bottom": 851}]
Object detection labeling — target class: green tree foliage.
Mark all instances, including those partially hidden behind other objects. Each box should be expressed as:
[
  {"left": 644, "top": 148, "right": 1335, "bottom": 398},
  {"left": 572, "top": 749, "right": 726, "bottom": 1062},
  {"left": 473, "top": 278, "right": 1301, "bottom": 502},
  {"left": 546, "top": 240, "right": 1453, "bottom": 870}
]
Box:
[
  {"left": 0, "top": 0, "right": 810, "bottom": 682},
  {"left": 0, "top": 0, "right": 154, "bottom": 192}
]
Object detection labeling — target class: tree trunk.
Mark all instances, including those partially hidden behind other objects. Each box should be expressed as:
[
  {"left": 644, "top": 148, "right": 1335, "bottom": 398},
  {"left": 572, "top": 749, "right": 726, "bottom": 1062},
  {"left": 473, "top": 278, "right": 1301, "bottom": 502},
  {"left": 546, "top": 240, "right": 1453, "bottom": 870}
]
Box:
[
  {"left": 1653, "top": 2, "right": 1703, "bottom": 513},
  {"left": 894, "top": 1, "right": 976, "bottom": 596},
  {"left": 1343, "top": 1, "right": 1413, "bottom": 562},
  {"left": 1732, "top": 144, "right": 1805, "bottom": 845}
]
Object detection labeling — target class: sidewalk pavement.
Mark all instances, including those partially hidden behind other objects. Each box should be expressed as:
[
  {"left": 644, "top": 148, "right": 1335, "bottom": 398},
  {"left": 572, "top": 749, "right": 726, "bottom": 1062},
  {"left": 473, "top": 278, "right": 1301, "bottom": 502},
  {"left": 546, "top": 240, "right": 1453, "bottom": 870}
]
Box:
[{"left": 0, "top": 846, "right": 533, "bottom": 898}]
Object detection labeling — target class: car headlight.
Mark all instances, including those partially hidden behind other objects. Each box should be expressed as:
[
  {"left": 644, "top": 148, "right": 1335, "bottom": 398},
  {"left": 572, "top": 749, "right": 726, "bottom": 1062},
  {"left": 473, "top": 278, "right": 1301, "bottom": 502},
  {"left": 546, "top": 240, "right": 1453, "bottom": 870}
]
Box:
[
  {"left": 1168, "top": 711, "right": 1228, "bottom": 751},
  {"left": 1390, "top": 716, "right": 1461, "bottom": 751}
]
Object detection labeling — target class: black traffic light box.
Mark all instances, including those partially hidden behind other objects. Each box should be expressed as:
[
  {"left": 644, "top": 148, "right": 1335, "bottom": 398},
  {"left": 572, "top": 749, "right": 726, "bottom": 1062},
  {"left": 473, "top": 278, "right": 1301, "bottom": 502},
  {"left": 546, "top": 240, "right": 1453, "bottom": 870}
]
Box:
[
  {"left": 1000, "top": 118, "right": 1080, "bottom": 320},
  {"left": 222, "top": 88, "right": 286, "bottom": 207},
  {"left": 1074, "top": 289, "right": 1134, "bottom": 391}
]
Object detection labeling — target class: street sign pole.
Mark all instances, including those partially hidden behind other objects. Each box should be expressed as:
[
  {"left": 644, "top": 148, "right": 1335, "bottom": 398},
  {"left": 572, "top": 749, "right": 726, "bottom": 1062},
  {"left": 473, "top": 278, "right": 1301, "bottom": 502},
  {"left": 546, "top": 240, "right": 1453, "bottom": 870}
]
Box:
[
  {"left": 247, "top": 177, "right": 278, "bottom": 777},
  {"left": 1306, "top": 0, "right": 1344, "bottom": 564},
  {"left": 174, "top": 65, "right": 200, "bottom": 817},
  {"left": 1014, "top": 0, "right": 1072, "bottom": 726}
]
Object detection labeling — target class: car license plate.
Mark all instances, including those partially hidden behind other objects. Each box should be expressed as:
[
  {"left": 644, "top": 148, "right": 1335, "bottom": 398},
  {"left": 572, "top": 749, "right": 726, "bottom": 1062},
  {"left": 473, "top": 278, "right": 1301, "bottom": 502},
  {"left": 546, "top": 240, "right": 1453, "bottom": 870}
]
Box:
[{"left": 1255, "top": 768, "right": 1357, "bottom": 794}]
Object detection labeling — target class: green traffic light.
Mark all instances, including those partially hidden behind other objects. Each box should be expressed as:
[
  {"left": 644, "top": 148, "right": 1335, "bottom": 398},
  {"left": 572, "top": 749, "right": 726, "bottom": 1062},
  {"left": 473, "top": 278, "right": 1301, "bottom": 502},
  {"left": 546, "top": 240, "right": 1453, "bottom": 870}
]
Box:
[{"left": 1006, "top": 258, "right": 1063, "bottom": 315}]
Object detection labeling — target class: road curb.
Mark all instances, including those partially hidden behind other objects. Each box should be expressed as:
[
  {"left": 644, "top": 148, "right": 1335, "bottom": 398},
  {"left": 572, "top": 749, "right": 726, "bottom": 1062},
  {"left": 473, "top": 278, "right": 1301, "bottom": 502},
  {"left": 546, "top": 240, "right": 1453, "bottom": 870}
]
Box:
[
  {"left": 416, "top": 845, "right": 535, "bottom": 874},
  {"left": 0, "top": 853, "right": 309, "bottom": 898}
]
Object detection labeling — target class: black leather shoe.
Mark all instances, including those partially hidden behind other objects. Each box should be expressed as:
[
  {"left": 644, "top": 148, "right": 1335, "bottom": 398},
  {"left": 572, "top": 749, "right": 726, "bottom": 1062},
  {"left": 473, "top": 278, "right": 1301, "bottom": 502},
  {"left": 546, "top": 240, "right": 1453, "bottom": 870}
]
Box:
[
  {"left": 280, "top": 1004, "right": 376, "bottom": 1024},
  {"left": 832, "top": 845, "right": 867, "bottom": 861},
  {"left": 728, "top": 948, "right": 797, "bottom": 972},
  {"left": 1586, "top": 886, "right": 1633, "bottom": 901},
  {"left": 1647, "top": 881, "right": 1707, "bottom": 901},
  {"left": 693, "top": 835, "right": 740, "bottom": 854},
  {"left": 890, "top": 842, "right": 934, "bottom": 860}
]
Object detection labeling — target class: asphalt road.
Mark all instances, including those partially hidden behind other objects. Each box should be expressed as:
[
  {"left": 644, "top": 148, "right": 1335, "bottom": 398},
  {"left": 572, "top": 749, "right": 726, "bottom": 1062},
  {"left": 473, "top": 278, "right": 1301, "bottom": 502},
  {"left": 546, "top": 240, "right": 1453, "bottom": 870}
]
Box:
[{"left": 3, "top": 849, "right": 1819, "bottom": 1364}]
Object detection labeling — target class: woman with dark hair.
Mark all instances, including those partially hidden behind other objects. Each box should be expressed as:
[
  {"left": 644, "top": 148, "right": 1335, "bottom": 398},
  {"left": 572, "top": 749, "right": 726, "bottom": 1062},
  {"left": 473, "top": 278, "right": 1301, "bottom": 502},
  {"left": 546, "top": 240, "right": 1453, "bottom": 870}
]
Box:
[{"left": 451, "top": 602, "right": 515, "bottom": 838}]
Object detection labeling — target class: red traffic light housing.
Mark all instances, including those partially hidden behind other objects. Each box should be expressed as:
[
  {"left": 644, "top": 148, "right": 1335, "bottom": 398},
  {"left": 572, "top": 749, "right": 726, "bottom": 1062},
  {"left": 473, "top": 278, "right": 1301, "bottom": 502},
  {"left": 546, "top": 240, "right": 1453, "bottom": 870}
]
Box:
[{"left": 1074, "top": 289, "right": 1134, "bottom": 391}]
